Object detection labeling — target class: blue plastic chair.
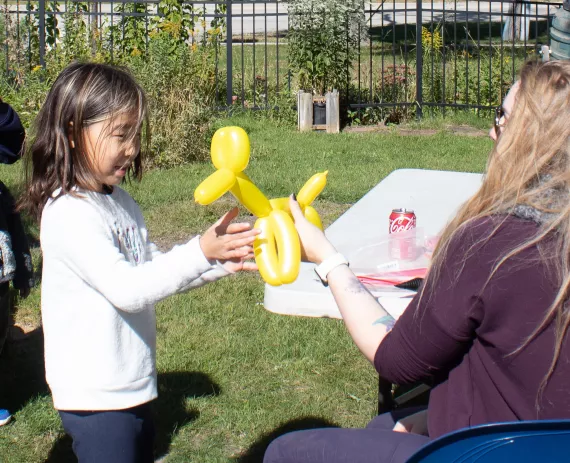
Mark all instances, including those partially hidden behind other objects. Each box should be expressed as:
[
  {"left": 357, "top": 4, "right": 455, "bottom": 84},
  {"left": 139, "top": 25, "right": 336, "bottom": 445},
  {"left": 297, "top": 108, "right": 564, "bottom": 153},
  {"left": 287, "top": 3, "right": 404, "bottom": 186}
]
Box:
[{"left": 406, "top": 420, "right": 570, "bottom": 463}]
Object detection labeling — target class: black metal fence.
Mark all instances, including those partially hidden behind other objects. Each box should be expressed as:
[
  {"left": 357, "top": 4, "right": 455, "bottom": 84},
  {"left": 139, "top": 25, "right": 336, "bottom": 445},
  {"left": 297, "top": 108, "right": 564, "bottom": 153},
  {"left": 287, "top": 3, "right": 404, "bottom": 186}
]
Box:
[{"left": 0, "top": 0, "right": 563, "bottom": 118}]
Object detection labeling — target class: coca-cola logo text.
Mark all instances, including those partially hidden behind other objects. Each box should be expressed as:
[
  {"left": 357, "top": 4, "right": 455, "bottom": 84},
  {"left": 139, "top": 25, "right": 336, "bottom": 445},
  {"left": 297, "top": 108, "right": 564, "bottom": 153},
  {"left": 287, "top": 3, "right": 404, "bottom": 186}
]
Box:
[{"left": 389, "top": 215, "right": 416, "bottom": 233}]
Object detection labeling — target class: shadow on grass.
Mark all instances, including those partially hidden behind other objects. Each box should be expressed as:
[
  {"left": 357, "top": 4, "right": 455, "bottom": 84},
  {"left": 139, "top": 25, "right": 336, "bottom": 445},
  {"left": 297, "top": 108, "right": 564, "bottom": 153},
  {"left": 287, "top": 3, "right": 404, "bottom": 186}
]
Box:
[
  {"left": 45, "top": 435, "right": 75, "bottom": 462},
  {"left": 0, "top": 325, "right": 49, "bottom": 413},
  {"left": 42, "top": 371, "right": 221, "bottom": 462},
  {"left": 234, "top": 416, "right": 338, "bottom": 463},
  {"left": 1, "top": 285, "right": 220, "bottom": 461},
  {"left": 154, "top": 371, "right": 221, "bottom": 458}
]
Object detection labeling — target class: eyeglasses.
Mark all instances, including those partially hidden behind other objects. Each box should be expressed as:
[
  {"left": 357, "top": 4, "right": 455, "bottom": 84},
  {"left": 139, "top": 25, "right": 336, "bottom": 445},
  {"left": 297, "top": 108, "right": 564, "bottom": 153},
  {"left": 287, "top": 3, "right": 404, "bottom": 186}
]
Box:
[{"left": 494, "top": 106, "right": 506, "bottom": 137}]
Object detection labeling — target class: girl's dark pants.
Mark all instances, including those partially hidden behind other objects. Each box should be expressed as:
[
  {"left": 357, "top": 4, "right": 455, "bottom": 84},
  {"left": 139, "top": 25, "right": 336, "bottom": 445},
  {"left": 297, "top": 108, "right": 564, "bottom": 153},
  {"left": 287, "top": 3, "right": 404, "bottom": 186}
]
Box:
[
  {"left": 263, "top": 406, "right": 430, "bottom": 463},
  {"left": 59, "top": 402, "right": 155, "bottom": 463}
]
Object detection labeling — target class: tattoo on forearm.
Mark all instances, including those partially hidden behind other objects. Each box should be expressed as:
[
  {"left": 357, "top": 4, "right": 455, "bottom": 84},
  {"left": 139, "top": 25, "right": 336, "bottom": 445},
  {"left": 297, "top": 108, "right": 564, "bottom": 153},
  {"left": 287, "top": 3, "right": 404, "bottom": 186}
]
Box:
[
  {"left": 372, "top": 315, "right": 396, "bottom": 332},
  {"left": 345, "top": 275, "right": 369, "bottom": 295}
]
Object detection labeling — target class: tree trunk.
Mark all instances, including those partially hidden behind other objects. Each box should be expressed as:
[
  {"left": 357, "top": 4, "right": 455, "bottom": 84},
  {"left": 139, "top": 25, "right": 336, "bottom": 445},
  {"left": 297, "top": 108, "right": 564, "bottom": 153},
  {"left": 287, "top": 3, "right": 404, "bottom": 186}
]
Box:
[{"left": 502, "top": 0, "right": 531, "bottom": 42}]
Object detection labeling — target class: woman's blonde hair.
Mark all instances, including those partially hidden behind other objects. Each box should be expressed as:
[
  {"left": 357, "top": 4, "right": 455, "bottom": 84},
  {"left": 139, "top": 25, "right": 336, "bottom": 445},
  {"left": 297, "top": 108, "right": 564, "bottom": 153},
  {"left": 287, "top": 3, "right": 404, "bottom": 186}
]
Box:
[{"left": 422, "top": 59, "right": 570, "bottom": 406}]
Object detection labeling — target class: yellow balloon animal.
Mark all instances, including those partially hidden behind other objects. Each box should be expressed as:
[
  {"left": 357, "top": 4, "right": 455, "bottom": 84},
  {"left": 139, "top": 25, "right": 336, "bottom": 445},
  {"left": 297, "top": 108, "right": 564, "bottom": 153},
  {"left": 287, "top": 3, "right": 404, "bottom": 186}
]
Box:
[{"left": 194, "top": 126, "right": 328, "bottom": 286}]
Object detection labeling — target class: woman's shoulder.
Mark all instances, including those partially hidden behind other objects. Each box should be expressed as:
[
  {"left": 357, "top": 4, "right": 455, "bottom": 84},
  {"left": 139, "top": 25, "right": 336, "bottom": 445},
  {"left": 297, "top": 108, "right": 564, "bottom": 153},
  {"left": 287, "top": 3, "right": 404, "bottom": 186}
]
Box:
[
  {"left": 458, "top": 214, "right": 539, "bottom": 243},
  {"left": 444, "top": 215, "right": 541, "bottom": 265}
]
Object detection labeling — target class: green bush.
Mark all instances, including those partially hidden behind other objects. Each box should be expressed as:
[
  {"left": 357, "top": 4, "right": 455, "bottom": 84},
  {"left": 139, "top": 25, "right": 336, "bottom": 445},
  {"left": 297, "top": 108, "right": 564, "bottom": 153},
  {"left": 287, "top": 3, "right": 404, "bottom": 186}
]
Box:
[
  {"left": 0, "top": 0, "right": 226, "bottom": 167},
  {"left": 421, "top": 26, "right": 520, "bottom": 110},
  {"left": 287, "top": 0, "right": 366, "bottom": 96},
  {"left": 127, "top": 34, "right": 219, "bottom": 166},
  {"left": 0, "top": 35, "right": 219, "bottom": 167}
]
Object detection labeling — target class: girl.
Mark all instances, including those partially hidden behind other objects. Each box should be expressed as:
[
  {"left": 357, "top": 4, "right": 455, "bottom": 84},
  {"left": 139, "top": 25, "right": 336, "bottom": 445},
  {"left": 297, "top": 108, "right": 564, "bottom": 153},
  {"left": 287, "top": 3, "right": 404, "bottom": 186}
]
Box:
[
  {"left": 265, "top": 60, "right": 570, "bottom": 463},
  {"left": 19, "top": 62, "right": 258, "bottom": 462}
]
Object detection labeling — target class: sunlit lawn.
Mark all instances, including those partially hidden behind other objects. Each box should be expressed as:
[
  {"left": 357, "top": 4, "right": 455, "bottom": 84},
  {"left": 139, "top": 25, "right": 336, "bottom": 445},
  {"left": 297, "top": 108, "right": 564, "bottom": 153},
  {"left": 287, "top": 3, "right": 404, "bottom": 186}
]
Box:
[{"left": 0, "top": 114, "right": 492, "bottom": 462}]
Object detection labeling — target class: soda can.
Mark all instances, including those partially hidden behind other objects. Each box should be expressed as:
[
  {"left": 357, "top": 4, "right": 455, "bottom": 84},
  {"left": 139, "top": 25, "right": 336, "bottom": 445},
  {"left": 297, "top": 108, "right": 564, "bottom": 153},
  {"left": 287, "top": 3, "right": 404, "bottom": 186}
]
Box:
[
  {"left": 389, "top": 209, "right": 416, "bottom": 234},
  {"left": 389, "top": 209, "right": 417, "bottom": 260}
]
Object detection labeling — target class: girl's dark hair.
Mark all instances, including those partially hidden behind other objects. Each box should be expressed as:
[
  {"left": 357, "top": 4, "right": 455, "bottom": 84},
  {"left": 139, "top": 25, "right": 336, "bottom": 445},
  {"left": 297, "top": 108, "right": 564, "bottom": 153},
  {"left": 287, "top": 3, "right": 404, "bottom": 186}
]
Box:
[{"left": 19, "top": 62, "right": 149, "bottom": 221}]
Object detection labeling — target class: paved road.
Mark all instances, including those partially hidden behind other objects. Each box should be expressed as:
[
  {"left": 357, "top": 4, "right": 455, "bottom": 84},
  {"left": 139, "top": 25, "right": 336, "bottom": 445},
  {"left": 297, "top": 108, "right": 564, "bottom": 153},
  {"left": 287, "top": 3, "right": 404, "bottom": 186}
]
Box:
[{"left": 6, "top": 1, "right": 556, "bottom": 37}]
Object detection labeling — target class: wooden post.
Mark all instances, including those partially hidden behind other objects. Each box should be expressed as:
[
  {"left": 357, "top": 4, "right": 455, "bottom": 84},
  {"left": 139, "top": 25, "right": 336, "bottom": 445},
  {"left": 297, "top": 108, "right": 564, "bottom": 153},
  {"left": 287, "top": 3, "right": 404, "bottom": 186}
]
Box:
[
  {"left": 297, "top": 91, "right": 313, "bottom": 132},
  {"left": 325, "top": 90, "right": 340, "bottom": 134}
]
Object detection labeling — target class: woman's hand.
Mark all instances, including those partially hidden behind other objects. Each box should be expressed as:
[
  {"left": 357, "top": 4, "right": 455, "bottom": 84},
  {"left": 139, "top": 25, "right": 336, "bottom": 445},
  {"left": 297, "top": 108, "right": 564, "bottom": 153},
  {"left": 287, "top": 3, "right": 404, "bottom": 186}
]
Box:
[
  {"left": 392, "top": 409, "right": 428, "bottom": 436},
  {"left": 200, "top": 207, "right": 259, "bottom": 265},
  {"left": 288, "top": 195, "right": 336, "bottom": 265}
]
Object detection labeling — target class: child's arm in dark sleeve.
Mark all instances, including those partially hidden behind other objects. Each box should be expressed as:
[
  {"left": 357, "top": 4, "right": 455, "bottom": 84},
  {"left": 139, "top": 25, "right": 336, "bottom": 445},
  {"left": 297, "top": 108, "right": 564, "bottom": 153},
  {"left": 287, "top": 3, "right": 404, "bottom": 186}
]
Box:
[
  {"left": 0, "top": 101, "right": 26, "bottom": 165},
  {"left": 0, "top": 183, "right": 33, "bottom": 291}
]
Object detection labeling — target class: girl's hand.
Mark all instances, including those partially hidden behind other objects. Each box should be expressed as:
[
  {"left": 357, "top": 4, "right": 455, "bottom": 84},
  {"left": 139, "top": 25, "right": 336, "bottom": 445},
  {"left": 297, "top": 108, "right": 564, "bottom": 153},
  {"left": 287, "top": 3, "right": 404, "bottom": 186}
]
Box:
[
  {"left": 289, "top": 195, "right": 337, "bottom": 265},
  {"left": 221, "top": 256, "right": 258, "bottom": 273},
  {"left": 200, "top": 207, "right": 260, "bottom": 263}
]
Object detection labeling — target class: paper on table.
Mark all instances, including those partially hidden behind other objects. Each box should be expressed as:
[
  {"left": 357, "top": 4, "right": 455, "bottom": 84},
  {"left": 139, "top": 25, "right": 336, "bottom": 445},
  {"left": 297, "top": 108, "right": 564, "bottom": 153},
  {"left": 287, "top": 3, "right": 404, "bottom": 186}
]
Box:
[
  {"left": 357, "top": 268, "right": 427, "bottom": 287},
  {"left": 372, "top": 290, "right": 415, "bottom": 320}
]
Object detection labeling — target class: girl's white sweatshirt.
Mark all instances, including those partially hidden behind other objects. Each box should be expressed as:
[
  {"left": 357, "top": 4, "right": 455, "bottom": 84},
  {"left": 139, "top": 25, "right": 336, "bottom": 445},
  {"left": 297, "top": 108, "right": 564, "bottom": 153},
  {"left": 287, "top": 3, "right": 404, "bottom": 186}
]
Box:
[{"left": 40, "top": 187, "right": 228, "bottom": 411}]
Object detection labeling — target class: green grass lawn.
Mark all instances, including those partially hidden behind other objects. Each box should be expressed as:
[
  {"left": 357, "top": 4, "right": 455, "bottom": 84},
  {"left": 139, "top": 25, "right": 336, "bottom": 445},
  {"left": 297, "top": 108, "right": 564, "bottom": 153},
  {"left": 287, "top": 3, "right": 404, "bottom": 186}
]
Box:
[{"left": 0, "top": 115, "right": 492, "bottom": 462}]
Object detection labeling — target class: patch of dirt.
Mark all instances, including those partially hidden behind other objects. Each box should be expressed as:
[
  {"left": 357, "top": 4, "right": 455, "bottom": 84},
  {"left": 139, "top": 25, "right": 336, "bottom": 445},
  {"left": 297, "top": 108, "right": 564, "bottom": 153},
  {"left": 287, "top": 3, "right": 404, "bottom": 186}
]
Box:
[
  {"left": 447, "top": 125, "right": 488, "bottom": 137},
  {"left": 397, "top": 129, "right": 439, "bottom": 136},
  {"left": 342, "top": 124, "right": 488, "bottom": 137},
  {"left": 343, "top": 125, "right": 391, "bottom": 134}
]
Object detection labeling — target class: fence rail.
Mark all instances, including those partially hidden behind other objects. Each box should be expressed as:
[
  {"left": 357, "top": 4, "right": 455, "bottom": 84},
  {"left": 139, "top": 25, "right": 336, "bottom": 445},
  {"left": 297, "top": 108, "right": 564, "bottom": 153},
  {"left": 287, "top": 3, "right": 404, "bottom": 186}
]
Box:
[{"left": 1, "top": 0, "right": 563, "bottom": 119}]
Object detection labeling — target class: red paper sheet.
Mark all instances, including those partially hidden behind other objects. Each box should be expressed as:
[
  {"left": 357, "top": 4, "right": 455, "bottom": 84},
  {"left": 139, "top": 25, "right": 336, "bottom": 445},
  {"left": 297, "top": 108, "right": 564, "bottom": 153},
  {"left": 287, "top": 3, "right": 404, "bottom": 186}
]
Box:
[{"left": 357, "top": 267, "right": 428, "bottom": 287}]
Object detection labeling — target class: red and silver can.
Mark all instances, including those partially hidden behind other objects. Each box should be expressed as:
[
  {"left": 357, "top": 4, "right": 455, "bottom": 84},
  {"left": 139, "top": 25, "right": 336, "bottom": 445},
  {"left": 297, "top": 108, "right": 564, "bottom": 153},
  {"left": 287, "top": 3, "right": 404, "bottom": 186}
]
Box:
[
  {"left": 389, "top": 209, "right": 416, "bottom": 234},
  {"left": 389, "top": 209, "right": 417, "bottom": 260}
]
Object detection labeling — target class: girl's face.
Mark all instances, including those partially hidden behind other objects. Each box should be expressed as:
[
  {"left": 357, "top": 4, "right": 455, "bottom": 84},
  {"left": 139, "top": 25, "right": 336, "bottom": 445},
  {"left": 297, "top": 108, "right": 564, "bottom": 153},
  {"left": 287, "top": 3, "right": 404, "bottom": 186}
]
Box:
[{"left": 82, "top": 113, "right": 141, "bottom": 192}]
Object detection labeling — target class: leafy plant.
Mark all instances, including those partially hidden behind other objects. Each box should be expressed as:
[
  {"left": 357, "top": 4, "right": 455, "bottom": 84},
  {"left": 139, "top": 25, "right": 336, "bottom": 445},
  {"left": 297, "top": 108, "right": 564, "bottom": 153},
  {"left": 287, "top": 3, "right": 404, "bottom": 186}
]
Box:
[
  {"left": 422, "top": 25, "right": 444, "bottom": 104},
  {"left": 152, "top": 0, "right": 199, "bottom": 51},
  {"left": 45, "top": 2, "right": 61, "bottom": 48},
  {"left": 420, "top": 26, "right": 518, "bottom": 111},
  {"left": 108, "top": 1, "right": 149, "bottom": 57},
  {"left": 60, "top": 3, "right": 90, "bottom": 60},
  {"left": 378, "top": 63, "right": 416, "bottom": 104},
  {"left": 126, "top": 35, "right": 219, "bottom": 166},
  {"left": 287, "top": 0, "right": 366, "bottom": 96}
]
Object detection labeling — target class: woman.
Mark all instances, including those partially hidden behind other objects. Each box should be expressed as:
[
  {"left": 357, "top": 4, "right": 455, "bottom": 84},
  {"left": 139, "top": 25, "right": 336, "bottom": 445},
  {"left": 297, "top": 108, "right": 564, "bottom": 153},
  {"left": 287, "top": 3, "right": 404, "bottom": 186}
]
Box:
[{"left": 265, "top": 60, "right": 570, "bottom": 463}]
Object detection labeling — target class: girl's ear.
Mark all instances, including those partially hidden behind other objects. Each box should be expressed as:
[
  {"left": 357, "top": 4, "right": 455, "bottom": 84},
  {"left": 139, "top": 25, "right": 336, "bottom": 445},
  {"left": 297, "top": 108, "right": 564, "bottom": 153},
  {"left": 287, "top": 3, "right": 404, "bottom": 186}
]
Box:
[{"left": 68, "top": 121, "right": 75, "bottom": 149}]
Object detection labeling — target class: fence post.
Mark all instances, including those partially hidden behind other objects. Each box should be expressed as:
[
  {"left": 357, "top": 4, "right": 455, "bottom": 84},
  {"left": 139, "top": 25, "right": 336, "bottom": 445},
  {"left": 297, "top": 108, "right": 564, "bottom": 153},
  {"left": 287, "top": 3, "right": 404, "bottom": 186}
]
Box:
[
  {"left": 226, "top": 0, "right": 233, "bottom": 107},
  {"left": 90, "top": 0, "right": 99, "bottom": 53},
  {"left": 39, "top": 0, "right": 46, "bottom": 68},
  {"left": 415, "top": 0, "right": 423, "bottom": 120}
]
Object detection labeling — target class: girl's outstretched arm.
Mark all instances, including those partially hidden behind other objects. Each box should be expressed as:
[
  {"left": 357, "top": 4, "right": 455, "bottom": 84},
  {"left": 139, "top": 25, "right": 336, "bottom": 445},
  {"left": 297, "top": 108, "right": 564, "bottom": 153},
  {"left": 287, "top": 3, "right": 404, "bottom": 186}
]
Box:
[{"left": 41, "top": 197, "right": 256, "bottom": 313}]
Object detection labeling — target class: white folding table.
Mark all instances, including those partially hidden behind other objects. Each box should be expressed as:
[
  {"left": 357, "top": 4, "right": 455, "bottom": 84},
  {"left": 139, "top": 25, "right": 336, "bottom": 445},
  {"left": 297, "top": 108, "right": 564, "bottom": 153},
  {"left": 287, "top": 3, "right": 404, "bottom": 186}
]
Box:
[
  {"left": 264, "top": 168, "right": 484, "bottom": 319},
  {"left": 263, "top": 168, "right": 484, "bottom": 412}
]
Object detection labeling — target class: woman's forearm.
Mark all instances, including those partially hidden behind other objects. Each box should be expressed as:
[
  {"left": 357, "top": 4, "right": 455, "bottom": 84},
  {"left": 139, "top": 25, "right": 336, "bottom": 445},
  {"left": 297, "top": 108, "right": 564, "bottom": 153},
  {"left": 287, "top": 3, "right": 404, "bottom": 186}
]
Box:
[{"left": 327, "top": 264, "right": 395, "bottom": 362}]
